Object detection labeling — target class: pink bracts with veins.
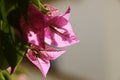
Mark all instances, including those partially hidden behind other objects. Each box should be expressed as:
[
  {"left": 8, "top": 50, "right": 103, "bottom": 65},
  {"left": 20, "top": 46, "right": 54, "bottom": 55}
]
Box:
[
  {"left": 44, "top": 5, "right": 80, "bottom": 47},
  {"left": 19, "top": 4, "right": 79, "bottom": 77},
  {"left": 20, "top": 4, "right": 46, "bottom": 48},
  {"left": 26, "top": 44, "right": 65, "bottom": 77},
  {"left": 20, "top": 4, "right": 79, "bottom": 48},
  {"left": 27, "top": 31, "right": 65, "bottom": 77}
]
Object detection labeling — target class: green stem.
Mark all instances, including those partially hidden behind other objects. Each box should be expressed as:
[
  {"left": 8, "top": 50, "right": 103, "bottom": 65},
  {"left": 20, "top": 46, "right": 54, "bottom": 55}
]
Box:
[
  {"left": 36, "top": 0, "right": 44, "bottom": 9},
  {"left": 37, "top": 0, "right": 42, "bottom": 6},
  {"left": 31, "top": 0, "right": 49, "bottom": 13},
  {"left": 0, "top": 20, "right": 3, "bottom": 30}
]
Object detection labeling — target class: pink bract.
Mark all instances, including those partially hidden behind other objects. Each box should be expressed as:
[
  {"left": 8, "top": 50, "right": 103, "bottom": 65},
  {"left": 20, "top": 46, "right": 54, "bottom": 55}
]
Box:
[
  {"left": 19, "top": 4, "right": 79, "bottom": 77},
  {"left": 20, "top": 4, "right": 46, "bottom": 48},
  {"left": 26, "top": 44, "right": 65, "bottom": 77},
  {"left": 45, "top": 7, "right": 80, "bottom": 47},
  {"left": 20, "top": 4, "right": 79, "bottom": 48}
]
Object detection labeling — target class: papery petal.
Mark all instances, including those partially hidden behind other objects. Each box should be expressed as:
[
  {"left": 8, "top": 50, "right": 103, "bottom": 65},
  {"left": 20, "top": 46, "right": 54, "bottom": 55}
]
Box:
[
  {"left": 37, "top": 58, "right": 50, "bottom": 77},
  {"left": 40, "top": 45, "right": 65, "bottom": 60},
  {"left": 20, "top": 16, "right": 30, "bottom": 41},
  {"left": 45, "top": 23, "right": 79, "bottom": 47},
  {"left": 45, "top": 7, "right": 79, "bottom": 47},
  {"left": 55, "top": 23, "right": 80, "bottom": 47},
  {"left": 36, "top": 31, "right": 45, "bottom": 48},
  {"left": 43, "top": 50, "right": 65, "bottom": 60},
  {"left": 50, "top": 16, "right": 68, "bottom": 28},
  {"left": 48, "top": 7, "right": 70, "bottom": 28},
  {"left": 62, "top": 7, "right": 71, "bottom": 20},
  {"left": 28, "top": 4, "right": 45, "bottom": 47},
  {"left": 45, "top": 27, "right": 58, "bottom": 46},
  {"left": 20, "top": 4, "right": 45, "bottom": 48},
  {"left": 28, "top": 4, "right": 46, "bottom": 30},
  {"left": 28, "top": 30, "right": 44, "bottom": 48},
  {"left": 26, "top": 49, "right": 37, "bottom": 61},
  {"left": 26, "top": 51, "right": 50, "bottom": 77},
  {"left": 20, "top": 4, "right": 46, "bottom": 35},
  {"left": 28, "top": 31, "right": 39, "bottom": 46}
]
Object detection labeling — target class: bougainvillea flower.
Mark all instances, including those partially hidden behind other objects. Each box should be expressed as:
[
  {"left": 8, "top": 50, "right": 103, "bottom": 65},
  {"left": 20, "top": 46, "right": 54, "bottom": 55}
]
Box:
[
  {"left": 18, "top": 3, "right": 79, "bottom": 78},
  {"left": 26, "top": 44, "right": 65, "bottom": 77},
  {"left": 20, "top": 4, "right": 79, "bottom": 48},
  {"left": 26, "top": 30, "right": 65, "bottom": 77},
  {"left": 45, "top": 6, "right": 80, "bottom": 47},
  {"left": 20, "top": 4, "right": 46, "bottom": 48}
]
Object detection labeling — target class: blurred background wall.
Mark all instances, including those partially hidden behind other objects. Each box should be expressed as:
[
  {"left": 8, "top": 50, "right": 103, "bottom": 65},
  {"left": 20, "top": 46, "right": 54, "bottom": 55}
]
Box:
[{"left": 22, "top": 0, "right": 120, "bottom": 80}]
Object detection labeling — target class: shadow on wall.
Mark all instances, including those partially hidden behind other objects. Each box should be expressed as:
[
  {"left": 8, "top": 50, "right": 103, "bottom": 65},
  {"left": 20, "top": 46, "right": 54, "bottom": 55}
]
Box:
[{"left": 21, "top": 57, "right": 92, "bottom": 80}]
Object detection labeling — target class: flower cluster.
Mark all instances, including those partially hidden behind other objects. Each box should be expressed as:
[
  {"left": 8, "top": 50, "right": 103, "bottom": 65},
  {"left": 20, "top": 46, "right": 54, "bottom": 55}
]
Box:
[
  {"left": 19, "top": 4, "right": 79, "bottom": 77},
  {"left": 0, "top": 0, "right": 79, "bottom": 79}
]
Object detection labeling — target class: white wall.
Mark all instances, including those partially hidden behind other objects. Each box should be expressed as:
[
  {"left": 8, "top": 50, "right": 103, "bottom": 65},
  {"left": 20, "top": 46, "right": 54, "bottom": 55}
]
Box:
[
  {"left": 47, "top": 0, "right": 120, "bottom": 80},
  {"left": 105, "top": 0, "right": 120, "bottom": 80}
]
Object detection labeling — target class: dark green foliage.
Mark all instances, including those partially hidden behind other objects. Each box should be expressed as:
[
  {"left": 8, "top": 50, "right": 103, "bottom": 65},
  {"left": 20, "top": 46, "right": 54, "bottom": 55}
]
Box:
[
  {"left": 7, "top": 9, "right": 21, "bottom": 28},
  {"left": 0, "top": 70, "right": 12, "bottom": 80},
  {"left": 0, "top": 28, "right": 27, "bottom": 72},
  {"left": 0, "top": 72, "right": 5, "bottom": 80},
  {"left": 0, "top": 0, "right": 49, "bottom": 79}
]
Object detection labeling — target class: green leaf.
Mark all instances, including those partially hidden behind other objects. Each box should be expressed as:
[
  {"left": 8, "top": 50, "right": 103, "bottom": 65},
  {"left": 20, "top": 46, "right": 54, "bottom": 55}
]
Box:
[
  {"left": 0, "top": 1, "right": 2, "bottom": 20},
  {"left": 0, "top": 0, "right": 6, "bottom": 21},
  {"left": 2, "top": 70, "right": 12, "bottom": 80},
  {"left": 0, "top": 13, "right": 2, "bottom": 20},
  {"left": 10, "top": 27, "right": 15, "bottom": 42},
  {"left": 0, "top": 8, "right": 2, "bottom": 20},
  {"left": 3, "top": 0, "right": 16, "bottom": 9},
  {"left": 18, "top": 0, "right": 29, "bottom": 17},
  {"left": 7, "top": 0, "right": 29, "bottom": 30},
  {"left": 0, "top": 12, "right": 2, "bottom": 20},
  {"left": 0, "top": 0, "right": 28, "bottom": 73},
  {"left": 0, "top": 72, "right": 5, "bottom": 80},
  {"left": 0, "top": 31, "right": 9, "bottom": 70},
  {"left": 0, "top": 0, "right": 17, "bottom": 21},
  {"left": 7, "top": 8, "right": 21, "bottom": 29},
  {"left": 0, "top": 30, "right": 17, "bottom": 71},
  {"left": 0, "top": 30, "right": 26, "bottom": 72},
  {"left": 0, "top": 52, "right": 9, "bottom": 70}
]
